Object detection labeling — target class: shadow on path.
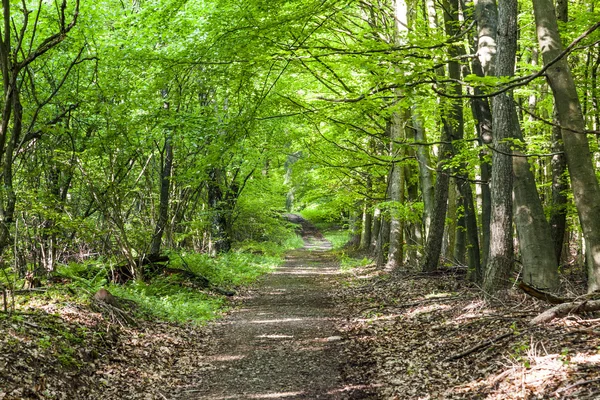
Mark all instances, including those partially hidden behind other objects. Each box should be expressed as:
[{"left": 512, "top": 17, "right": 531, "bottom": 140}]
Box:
[{"left": 173, "top": 216, "right": 363, "bottom": 399}]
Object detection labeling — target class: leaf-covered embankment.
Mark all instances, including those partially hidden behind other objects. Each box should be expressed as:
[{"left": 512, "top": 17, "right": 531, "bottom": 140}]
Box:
[{"left": 334, "top": 264, "right": 600, "bottom": 399}]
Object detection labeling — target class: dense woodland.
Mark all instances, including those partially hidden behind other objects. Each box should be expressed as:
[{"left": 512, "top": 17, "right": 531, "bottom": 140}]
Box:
[
  {"left": 0, "top": 0, "right": 600, "bottom": 297},
  {"left": 3, "top": 0, "right": 600, "bottom": 398}
]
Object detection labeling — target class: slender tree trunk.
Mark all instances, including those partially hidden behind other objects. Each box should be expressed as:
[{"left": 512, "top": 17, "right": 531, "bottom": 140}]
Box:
[
  {"left": 207, "top": 168, "right": 230, "bottom": 255},
  {"left": 421, "top": 0, "right": 462, "bottom": 272},
  {"left": 376, "top": 217, "right": 390, "bottom": 267},
  {"left": 412, "top": 110, "right": 434, "bottom": 239},
  {"left": 150, "top": 131, "right": 173, "bottom": 256},
  {"left": 360, "top": 184, "right": 373, "bottom": 250},
  {"left": 549, "top": 117, "right": 568, "bottom": 264},
  {"left": 454, "top": 192, "right": 466, "bottom": 265},
  {"left": 386, "top": 0, "right": 409, "bottom": 269},
  {"left": 483, "top": 0, "right": 516, "bottom": 294},
  {"left": 457, "top": 179, "right": 482, "bottom": 280},
  {"left": 532, "top": 0, "right": 600, "bottom": 292},
  {"left": 370, "top": 207, "right": 382, "bottom": 253},
  {"left": 471, "top": 0, "right": 496, "bottom": 271},
  {"left": 386, "top": 112, "right": 405, "bottom": 269},
  {"left": 445, "top": 180, "right": 458, "bottom": 261},
  {"left": 421, "top": 143, "right": 451, "bottom": 272},
  {"left": 548, "top": 0, "right": 569, "bottom": 266},
  {"left": 512, "top": 125, "right": 560, "bottom": 291}
]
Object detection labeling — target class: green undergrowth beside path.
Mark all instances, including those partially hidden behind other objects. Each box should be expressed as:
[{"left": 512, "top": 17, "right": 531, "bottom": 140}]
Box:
[{"left": 4, "top": 234, "right": 304, "bottom": 326}]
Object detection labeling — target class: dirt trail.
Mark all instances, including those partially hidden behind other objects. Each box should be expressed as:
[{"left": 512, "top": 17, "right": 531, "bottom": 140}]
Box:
[{"left": 173, "top": 222, "right": 356, "bottom": 399}]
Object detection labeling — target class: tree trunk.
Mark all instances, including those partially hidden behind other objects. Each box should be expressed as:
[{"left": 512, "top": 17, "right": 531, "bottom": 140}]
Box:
[
  {"left": 150, "top": 130, "right": 174, "bottom": 256},
  {"left": 532, "top": 0, "right": 600, "bottom": 292},
  {"left": 421, "top": 0, "right": 462, "bottom": 272},
  {"left": 549, "top": 116, "right": 568, "bottom": 265},
  {"left": 386, "top": 112, "right": 405, "bottom": 269},
  {"left": 360, "top": 193, "right": 373, "bottom": 251},
  {"left": 457, "top": 179, "right": 482, "bottom": 280},
  {"left": 207, "top": 168, "right": 231, "bottom": 255},
  {"left": 483, "top": 0, "right": 516, "bottom": 294},
  {"left": 512, "top": 125, "right": 560, "bottom": 291},
  {"left": 370, "top": 207, "right": 382, "bottom": 253},
  {"left": 548, "top": 0, "right": 569, "bottom": 266},
  {"left": 421, "top": 146, "right": 451, "bottom": 272},
  {"left": 471, "top": 0, "right": 495, "bottom": 270},
  {"left": 412, "top": 110, "right": 434, "bottom": 239},
  {"left": 375, "top": 217, "right": 390, "bottom": 267}
]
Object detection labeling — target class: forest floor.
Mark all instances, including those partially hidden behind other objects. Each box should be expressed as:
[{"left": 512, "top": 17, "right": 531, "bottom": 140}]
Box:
[{"left": 2, "top": 220, "right": 600, "bottom": 399}]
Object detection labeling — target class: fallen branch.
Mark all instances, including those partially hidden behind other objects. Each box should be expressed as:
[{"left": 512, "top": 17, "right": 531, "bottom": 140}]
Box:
[
  {"left": 163, "top": 267, "right": 236, "bottom": 296},
  {"left": 530, "top": 300, "right": 600, "bottom": 325},
  {"left": 555, "top": 377, "right": 600, "bottom": 394},
  {"left": 444, "top": 331, "right": 526, "bottom": 361},
  {"left": 518, "top": 281, "right": 571, "bottom": 304}
]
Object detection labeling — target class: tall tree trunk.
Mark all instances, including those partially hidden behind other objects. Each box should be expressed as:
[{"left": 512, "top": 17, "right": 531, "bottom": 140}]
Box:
[
  {"left": 386, "top": 0, "right": 409, "bottom": 269},
  {"left": 370, "top": 207, "right": 382, "bottom": 253},
  {"left": 386, "top": 112, "right": 405, "bottom": 269},
  {"left": 457, "top": 179, "right": 482, "bottom": 280},
  {"left": 512, "top": 127, "right": 560, "bottom": 291},
  {"left": 360, "top": 180, "right": 373, "bottom": 250},
  {"left": 412, "top": 111, "right": 434, "bottom": 238},
  {"left": 483, "top": 0, "right": 516, "bottom": 294},
  {"left": 421, "top": 0, "right": 462, "bottom": 272},
  {"left": 376, "top": 217, "right": 390, "bottom": 267},
  {"left": 532, "top": 0, "right": 600, "bottom": 292},
  {"left": 150, "top": 130, "right": 174, "bottom": 256},
  {"left": 207, "top": 168, "right": 231, "bottom": 255},
  {"left": 549, "top": 117, "right": 568, "bottom": 264},
  {"left": 548, "top": 0, "right": 569, "bottom": 265},
  {"left": 472, "top": 0, "right": 496, "bottom": 271},
  {"left": 421, "top": 142, "right": 451, "bottom": 272}
]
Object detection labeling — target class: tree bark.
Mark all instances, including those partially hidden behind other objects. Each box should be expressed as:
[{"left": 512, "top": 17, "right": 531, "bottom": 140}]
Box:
[
  {"left": 150, "top": 125, "right": 174, "bottom": 256},
  {"left": 512, "top": 123, "right": 560, "bottom": 291},
  {"left": 386, "top": 112, "right": 405, "bottom": 269},
  {"left": 532, "top": 0, "right": 600, "bottom": 292},
  {"left": 483, "top": 0, "right": 516, "bottom": 294},
  {"left": 548, "top": 0, "right": 569, "bottom": 266},
  {"left": 471, "top": 0, "right": 495, "bottom": 271},
  {"left": 412, "top": 111, "right": 434, "bottom": 239},
  {"left": 370, "top": 207, "right": 382, "bottom": 253}
]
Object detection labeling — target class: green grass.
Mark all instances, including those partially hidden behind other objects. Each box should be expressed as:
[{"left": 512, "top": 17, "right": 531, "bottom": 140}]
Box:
[
  {"left": 108, "top": 277, "right": 226, "bottom": 323},
  {"left": 321, "top": 229, "right": 351, "bottom": 250},
  {"left": 50, "top": 232, "right": 304, "bottom": 325},
  {"left": 340, "top": 253, "right": 372, "bottom": 271}
]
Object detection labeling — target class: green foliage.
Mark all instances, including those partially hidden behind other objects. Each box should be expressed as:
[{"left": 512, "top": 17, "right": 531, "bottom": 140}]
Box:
[
  {"left": 109, "top": 278, "right": 225, "bottom": 324},
  {"left": 56, "top": 244, "right": 294, "bottom": 324},
  {"left": 321, "top": 229, "right": 351, "bottom": 250},
  {"left": 169, "top": 251, "right": 280, "bottom": 288},
  {"left": 300, "top": 205, "right": 344, "bottom": 224},
  {"left": 340, "top": 254, "right": 372, "bottom": 271}
]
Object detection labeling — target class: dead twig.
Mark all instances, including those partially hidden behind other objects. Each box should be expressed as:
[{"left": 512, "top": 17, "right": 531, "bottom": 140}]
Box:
[
  {"left": 530, "top": 300, "right": 600, "bottom": 325},
  {"left": 555, "top": 377, "right": 600, "bottom": 394},
  {"left": 444, "top": 331, "right": 527, "bottom": 361},
  {"left": 518, "top": 282, "right": 571, "bottom": 304}
]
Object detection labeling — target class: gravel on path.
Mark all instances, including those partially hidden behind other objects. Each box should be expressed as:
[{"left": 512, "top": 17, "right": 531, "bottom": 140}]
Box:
[{"left": 173, "top": 230, "right": 362, "bottom": 400}]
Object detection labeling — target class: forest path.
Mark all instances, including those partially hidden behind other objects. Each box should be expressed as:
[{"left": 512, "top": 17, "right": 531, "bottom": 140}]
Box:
[{"left": 173, "top": 218, "right": 356, "bottom": 399}]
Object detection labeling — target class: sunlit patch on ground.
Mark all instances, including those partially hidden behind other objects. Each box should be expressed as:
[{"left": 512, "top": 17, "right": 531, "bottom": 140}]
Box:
[
  {"left": 248, "top": 391, "right": 305, "bottom": 399},
  {"left": 405, "top": 303, "right": 452, "bottom": 318},
  {"left": 256, "top": 334, "right": 294, "bottom": 339},
  {"left": 205, "top": 354, "right": 247, "bottom": 362},
  {"left": 334, "top": 263, "right": 600, "bottom": 399}
]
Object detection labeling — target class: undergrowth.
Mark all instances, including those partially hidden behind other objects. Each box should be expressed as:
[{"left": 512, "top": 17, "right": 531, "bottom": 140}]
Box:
[{"left": 4, "top": 232, "right": 304, "bottom": 326}]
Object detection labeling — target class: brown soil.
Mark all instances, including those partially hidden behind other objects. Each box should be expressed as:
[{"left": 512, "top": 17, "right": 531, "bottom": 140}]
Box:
[{"left": 171, "top": 222, "right": 369, "bottom": 399}]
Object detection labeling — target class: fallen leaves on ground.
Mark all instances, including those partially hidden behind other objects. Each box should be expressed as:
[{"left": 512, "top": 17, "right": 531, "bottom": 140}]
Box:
[
  {"left": 0, "top": 296, "right": 217, "bottom": 400},
  {"left": 334, "top": 265, "right": 600, "bottom": 399}
]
